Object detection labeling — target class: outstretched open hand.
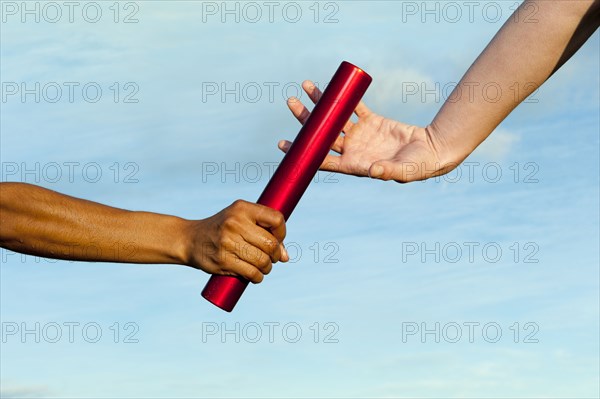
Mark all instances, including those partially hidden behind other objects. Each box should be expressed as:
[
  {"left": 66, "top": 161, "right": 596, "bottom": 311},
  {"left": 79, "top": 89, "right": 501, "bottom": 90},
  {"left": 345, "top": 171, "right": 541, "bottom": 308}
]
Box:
[{"left": 278, "top": 81, "right": 454, "bottom": 183}]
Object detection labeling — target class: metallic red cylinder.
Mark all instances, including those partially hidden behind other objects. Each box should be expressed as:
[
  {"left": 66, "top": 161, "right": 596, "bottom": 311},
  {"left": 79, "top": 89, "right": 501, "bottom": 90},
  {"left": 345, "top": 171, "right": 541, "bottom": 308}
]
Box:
[{"left": 202, "top": 61, "right": 372, "bottom": 312}]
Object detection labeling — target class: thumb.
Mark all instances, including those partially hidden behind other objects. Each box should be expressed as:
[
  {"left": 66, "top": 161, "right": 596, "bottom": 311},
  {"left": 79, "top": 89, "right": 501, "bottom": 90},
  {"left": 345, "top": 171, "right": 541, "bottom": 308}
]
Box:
[
  {"left": 279, "top": 243, "right": 289, "bottom": 262},
  {"left": 368, "top": 160, "right": 421, "bottom": 183}
]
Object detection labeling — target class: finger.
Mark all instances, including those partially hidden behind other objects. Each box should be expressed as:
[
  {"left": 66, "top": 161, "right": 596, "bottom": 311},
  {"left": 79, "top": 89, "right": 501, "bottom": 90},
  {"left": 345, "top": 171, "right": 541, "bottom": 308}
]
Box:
[
  {"left": 235, "top": 240, "right": 273, "bottom": 275},
  {"left": 276, "top": 150, "right": 366, "bottom": 178},
  {"left": 251, "top": 205, "right": 286, "bottom": 243},
  {"left": 330, "top": 134, "right": 344, "bottom": 154},
  {"left": 302, "top": 80, "right": 323, "bottom": 104},
  {"left": 368, "top": 160, "right": 421, "bottom": 183},
  {"left": 302, "top": 80, "right": 354, "bottom": 133},
  {"left": 281, "top": 135, "right": 343, "bottom": 154},
  {"left": 241, "top": 225, "right": 282, "bottom": 263},
  {"left": 319, "top": 155, "right": 342, "bottom": 173},
  {"left": 229, "top": 256, "right": 265, "bottom": 284},
  {"left": 342, "top": 119, "right": 355, "bottom": 134},
  {"left": 287, "top": 97, "right": 311, "bottom": 125},
  {"left": 279, "top": 243, "right": 289, "bottom": 262},
  {"left": 278, "top": 140, "right": 292, "bottom": 153},
  {"left": 354, "top": 101, "right": 372, "bottom": 118},
  {"left": 292, "top": 80, "right": 359, "bottom": 135}
]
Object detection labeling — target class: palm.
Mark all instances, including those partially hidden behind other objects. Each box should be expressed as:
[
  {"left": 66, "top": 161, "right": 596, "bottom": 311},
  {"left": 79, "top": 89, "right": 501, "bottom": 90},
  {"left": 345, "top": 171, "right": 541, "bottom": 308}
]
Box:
[{"left": 278, "top": 81, "right": 442, "bottom": 182}]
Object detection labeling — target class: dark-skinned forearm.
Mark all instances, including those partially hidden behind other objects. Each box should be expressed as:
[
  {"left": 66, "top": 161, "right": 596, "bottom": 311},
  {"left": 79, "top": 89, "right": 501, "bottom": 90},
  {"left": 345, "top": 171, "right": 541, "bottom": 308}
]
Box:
[{"left": 0, "top": 182, "right": 190, "bottom": 264}]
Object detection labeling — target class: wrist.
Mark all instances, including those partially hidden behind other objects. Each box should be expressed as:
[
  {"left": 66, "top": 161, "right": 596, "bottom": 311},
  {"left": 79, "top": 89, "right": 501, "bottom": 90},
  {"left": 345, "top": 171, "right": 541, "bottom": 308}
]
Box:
[
  {"left": 426, "top": 121, "right": 471, "bottom": 171},
  {"left": 170, "top": 217, "right": 196, "bottom": 267}
]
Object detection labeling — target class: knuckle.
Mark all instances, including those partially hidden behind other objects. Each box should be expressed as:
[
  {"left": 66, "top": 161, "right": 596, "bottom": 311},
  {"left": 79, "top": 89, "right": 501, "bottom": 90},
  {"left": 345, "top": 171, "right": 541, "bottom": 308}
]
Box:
[
  {"left": 231, "top": 199, "right": 246, "bottom": 209},
  {"left": 218, "top": 236, "right": 235, "bottom": 252},
  {"left": 262, "top": 263, "right": 273, "bottom": 275},
  {"left": 221, "top": 216, "right": 238, "bottom": 231},
  {"left": 264, "top": 238, "right": 278, "bottom": 253},
  {"left": 273, "top": 211, "right": 285, "bottom": 226},
  {"left": 248, "top": 268, "right": 263, "bottom": 283},
  {"left": 231, "top": 199, "right": 250, "bottom": 213},
  {"left": 234, "top": 241, "right": 248, "bottom": 257},
  {"left": 260, "top": 254, "right": 272, "bottom": 269}
]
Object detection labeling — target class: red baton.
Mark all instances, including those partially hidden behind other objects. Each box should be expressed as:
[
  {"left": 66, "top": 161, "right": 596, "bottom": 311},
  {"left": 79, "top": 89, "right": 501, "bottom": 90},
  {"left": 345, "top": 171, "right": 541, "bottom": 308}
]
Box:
[{"left": 201, "top": 61, "right": 372, "bottom": 312}]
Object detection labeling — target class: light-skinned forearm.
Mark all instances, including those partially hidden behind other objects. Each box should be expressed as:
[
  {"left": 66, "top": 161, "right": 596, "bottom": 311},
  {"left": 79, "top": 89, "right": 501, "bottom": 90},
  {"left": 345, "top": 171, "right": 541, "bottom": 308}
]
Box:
[{"left": 430, "top": 0, "right": 599, "bottom": 165}]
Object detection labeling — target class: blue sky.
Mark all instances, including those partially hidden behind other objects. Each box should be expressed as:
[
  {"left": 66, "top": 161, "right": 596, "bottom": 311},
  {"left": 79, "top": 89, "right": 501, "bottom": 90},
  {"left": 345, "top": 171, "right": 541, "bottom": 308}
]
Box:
[{"left": 1, "top": 1, "right": 598, "bottom": 397}]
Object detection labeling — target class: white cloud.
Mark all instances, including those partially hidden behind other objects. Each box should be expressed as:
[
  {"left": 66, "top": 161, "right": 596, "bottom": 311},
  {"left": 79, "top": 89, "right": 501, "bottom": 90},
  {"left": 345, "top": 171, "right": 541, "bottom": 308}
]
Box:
[
  {"left": 0, "top": 382, "right": 51, "bottom": 398},
  {"left": 369, "top": 66, "right": 436, "bottom": 111}
]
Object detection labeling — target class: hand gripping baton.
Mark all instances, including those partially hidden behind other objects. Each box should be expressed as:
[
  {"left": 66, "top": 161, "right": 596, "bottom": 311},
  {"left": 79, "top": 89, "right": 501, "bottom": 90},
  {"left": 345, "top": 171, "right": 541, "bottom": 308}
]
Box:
[{"left": 201, "top": 61, "right": 372, "bottom": 311}]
